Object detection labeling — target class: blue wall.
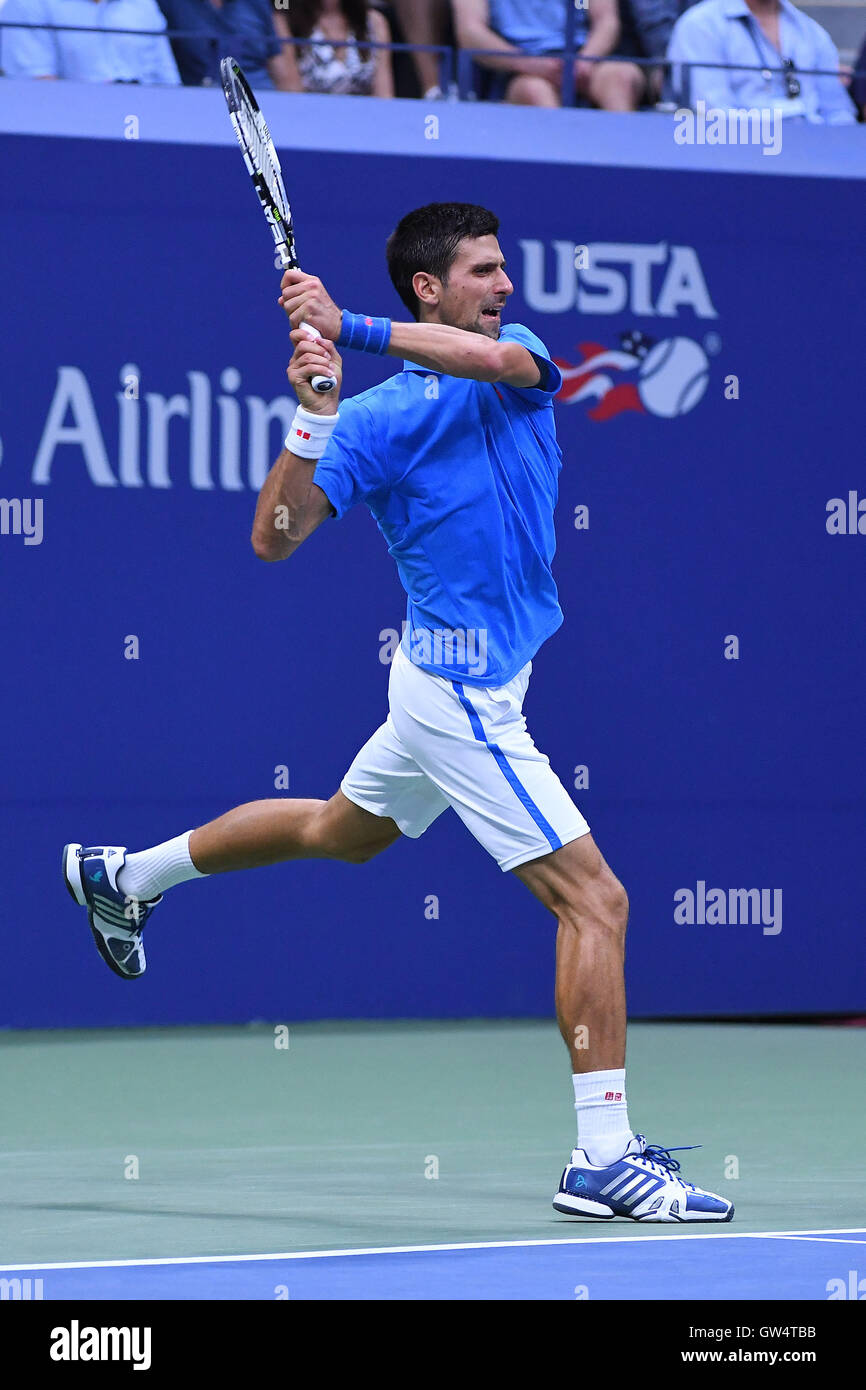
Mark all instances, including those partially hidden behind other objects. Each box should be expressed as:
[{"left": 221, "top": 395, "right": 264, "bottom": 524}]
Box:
[{"left": 1, "top": 85, "right": 864, "bottom": 1025}]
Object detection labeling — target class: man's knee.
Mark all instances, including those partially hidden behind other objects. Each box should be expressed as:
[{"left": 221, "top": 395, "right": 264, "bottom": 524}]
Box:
[
  {"left": 589, "top": 63, "right": 645, "bottom": 111},
  {"left": 310, "top": 797, "right": 401, "bottom": 864},
  {"left": 506, "top": 75, "right": 559, "bottom": 106},
  {"left": 567, "top": 873, "right": 628, "bottom": 938},
  {"left": 546, "top": 864, "right": 629, "bottom": 939},
  {"left": 606, "top": 879, "right": 630, "bottom": 938}
]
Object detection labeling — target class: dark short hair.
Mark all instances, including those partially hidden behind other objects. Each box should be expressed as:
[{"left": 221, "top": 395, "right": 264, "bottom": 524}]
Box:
[{"left": 386, "top": 203, "right": 500, "bottom": 319}]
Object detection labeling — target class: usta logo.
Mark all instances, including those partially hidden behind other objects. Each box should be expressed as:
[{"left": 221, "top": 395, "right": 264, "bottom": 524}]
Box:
[{"left": 519, "top": 240, "right": 718, "bottom": 320}]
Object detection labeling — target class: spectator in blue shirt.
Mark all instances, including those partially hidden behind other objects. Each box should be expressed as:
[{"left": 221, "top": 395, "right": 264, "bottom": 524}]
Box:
[
  {"left": 667, "top": 0, "right": 856, "bottom": 122},
  {"left": 453, "top": 0, "right": 648, "bottom": 111},
  {"left": 157, "top": 0, "right": 293, "bottom": 88},
  {"left": 1, "top": 0, "right": 181, "bottom": 81}
]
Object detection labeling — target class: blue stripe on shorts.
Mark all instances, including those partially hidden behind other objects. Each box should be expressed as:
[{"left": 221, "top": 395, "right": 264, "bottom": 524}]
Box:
[{"left": 451, "top": 681, "right": 562, "bottom": 854}]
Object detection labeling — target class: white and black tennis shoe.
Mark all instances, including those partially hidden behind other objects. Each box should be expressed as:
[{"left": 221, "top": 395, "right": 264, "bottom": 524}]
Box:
[{"left": 63, "top": 843, "right": 161, "bottom": 980}]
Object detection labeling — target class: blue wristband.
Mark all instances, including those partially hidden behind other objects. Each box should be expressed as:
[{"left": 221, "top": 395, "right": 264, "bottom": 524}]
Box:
[{"left": 337, "top": 310, "right": 392, "bottom": 355}]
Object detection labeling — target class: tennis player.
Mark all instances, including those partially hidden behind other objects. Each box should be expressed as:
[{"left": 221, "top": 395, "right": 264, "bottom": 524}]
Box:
[{"left": 64, "top": 203, "right": 732, "bottom": 1223}]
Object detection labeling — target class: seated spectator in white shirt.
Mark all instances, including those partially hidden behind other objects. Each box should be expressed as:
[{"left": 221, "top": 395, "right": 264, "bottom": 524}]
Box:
[
  {"left": 667, "top": 0, "right": 855, "bottom": 122},
  {"left": 1, "top": 0, "right": 181, "bottom": 81}
]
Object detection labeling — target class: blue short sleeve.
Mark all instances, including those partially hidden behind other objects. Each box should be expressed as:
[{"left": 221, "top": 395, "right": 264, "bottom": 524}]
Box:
[
  {"left": 498, "top": 322, "right": 562, "bottom": 406},
  {"left": 312, "top": 399, "right": 384, "bottom": 520}
]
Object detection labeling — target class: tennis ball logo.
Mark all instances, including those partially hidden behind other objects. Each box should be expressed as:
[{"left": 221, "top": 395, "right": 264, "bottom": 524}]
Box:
[{"left": 637, "top": 337, "right": 710, "bottom": 418}]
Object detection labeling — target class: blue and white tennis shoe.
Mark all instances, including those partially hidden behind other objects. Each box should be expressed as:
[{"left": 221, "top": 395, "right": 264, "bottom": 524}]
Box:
[
  {"left": 553, "top": 1133, "right": 734, "bottom": 1222},
  {"left": 63, "top": 843, "right": 161, "bottom": 980}
]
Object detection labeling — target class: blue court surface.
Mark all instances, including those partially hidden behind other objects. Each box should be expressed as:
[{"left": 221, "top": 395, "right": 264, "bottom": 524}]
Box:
[{"left": 4, "top": 1230, "right": 864, "bottom": 1300}]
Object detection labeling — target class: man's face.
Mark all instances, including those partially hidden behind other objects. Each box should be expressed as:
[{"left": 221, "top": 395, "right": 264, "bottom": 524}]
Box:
[{"left": 423, "top": 235, "right": 514, "bottom": 338}]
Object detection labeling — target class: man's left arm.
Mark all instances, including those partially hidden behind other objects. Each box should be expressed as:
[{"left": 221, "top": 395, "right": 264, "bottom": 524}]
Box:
[
  {"left": 278, "top": 270, "right": 543, "bottom": 387},
  {"left": 388, "top": 321, "right": 542, "bottom": 386}
]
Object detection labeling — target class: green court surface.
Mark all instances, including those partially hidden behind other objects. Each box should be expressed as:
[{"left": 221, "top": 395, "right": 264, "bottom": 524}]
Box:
[{"left": 1, "top": 1020, "right": 863, "bottom": 1267}]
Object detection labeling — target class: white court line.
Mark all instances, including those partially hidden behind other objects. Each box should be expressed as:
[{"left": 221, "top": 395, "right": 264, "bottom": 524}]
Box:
[
  {"left": 1, "top": 1228, "right": 864, "bottom": 1273},
  {"left": 765, "top": 1235, "right": 866, "bottom": 1246}
]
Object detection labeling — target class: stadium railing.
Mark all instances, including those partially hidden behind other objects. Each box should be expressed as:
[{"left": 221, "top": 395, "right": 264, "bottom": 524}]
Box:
[{"left": 0, "top": 21, "right": 862, "bottom": 114}]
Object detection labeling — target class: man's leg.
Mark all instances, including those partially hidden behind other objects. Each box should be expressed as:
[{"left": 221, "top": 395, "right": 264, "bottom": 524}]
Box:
[
  {"left": 514, "top": 832, "right": 632, "bottom": 1166},
  {"left": 67, "top": 701, "right": 434, "bottom": 980},
  {"left": 505, "top": 74, "right": 560, "bottom": 107},
  {"left": 189, "top": 791, "right": 402, "bottom": 873},
  {"left": 116, "top": 792, "right": 401, "bottom": 903},
  {"left": 585, "top": 60, "right": 646, "bottom": 111},
  {"left": 513, "top": 832, "right": 628, "bottom": 1072}
]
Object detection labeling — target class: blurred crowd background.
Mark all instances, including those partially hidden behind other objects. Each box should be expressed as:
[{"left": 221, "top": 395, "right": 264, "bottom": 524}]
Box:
[{"left": 0, "top": 0, "right": 862, "bottom": 120}]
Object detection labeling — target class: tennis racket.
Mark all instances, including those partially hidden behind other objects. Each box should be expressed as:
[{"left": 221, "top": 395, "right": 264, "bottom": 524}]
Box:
[{"left": 220, "top": 56, "right": 336, "bottom": 393}]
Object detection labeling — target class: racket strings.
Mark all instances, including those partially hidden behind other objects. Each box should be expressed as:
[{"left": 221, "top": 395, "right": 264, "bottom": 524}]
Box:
[{"left": 239, "top": 116, "right": 282, "bottom": 203}]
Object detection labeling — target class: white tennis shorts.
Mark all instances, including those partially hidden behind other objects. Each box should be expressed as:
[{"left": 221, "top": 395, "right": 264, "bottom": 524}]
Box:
[{"left": 341, "top": 643, "right": 591, "bottom": 872}]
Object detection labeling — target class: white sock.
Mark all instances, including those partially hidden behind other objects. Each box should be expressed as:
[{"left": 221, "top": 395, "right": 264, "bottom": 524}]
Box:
[
  {"left": 572, "top": 1069, "right": 634, "bottom": 1167},
  {"left": 117, "top": 831, "right": 207, "bottom": 901}
]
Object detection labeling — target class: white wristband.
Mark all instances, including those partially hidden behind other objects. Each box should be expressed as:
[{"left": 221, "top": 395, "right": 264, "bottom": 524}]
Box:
[{"left": 286, "top": 405, "right": 340, "bottom": 459}]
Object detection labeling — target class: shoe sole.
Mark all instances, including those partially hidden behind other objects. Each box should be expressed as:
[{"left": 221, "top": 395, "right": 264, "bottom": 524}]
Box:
[
  {"left": 553, "top": 1192, "right": 735, "bottom": 1222},
  {"left": 552, "top": 1193, "right": 616, "bottom": 1219},
  {"left": 62, "top": 842, "right": 86, "bottom": 905},
  {"left": 62, "top": 841, "right": 143, "bottom": 982},
  {"left": 633, "top": 1208, "right": 735, "bottom": 1223}
]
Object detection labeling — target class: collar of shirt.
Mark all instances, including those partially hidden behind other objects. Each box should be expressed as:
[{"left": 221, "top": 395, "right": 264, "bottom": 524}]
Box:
[{"left": 720, "top": 0, "right": 802, "bottom": 25}]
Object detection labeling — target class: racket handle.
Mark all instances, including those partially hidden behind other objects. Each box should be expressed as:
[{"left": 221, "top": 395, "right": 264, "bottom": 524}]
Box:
[{"left": 300, "top": 320, "right": 337, "bottom": 393}]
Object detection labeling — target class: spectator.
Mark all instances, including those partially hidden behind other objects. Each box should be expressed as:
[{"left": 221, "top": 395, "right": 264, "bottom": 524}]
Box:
[
  {"left": 667, "top": 0, "right": 856, "bottom": 122},
  {"left": 272, "top": 0, "right": 394, "bottom": 96},
  {"left": 157, "top": 0, "right": 293, "bottom": 88},
  {"left": 0, "top": 0, "right": 180, "bottom": 82},
  {"left": 452, "top": 0, "right": 647, "bottom": 111}
]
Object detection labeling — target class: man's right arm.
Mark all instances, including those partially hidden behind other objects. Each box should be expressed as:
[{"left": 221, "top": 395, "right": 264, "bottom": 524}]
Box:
[
  {"left": 251, "top": 452, "right": 333, "bottom": 561},
  {"left": 251, "top": 331, "right": 341, "bottom": 562}
]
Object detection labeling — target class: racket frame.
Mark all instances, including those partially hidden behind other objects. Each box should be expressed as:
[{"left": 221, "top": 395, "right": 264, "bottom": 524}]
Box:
[{"left": 220, "top": 57, "right": 336, "bottom": 394}]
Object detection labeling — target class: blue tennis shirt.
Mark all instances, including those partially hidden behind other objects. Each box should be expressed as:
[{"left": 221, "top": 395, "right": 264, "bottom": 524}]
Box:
[{"left": 313, "top": 322, "right": 564, "bottom": 688}]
